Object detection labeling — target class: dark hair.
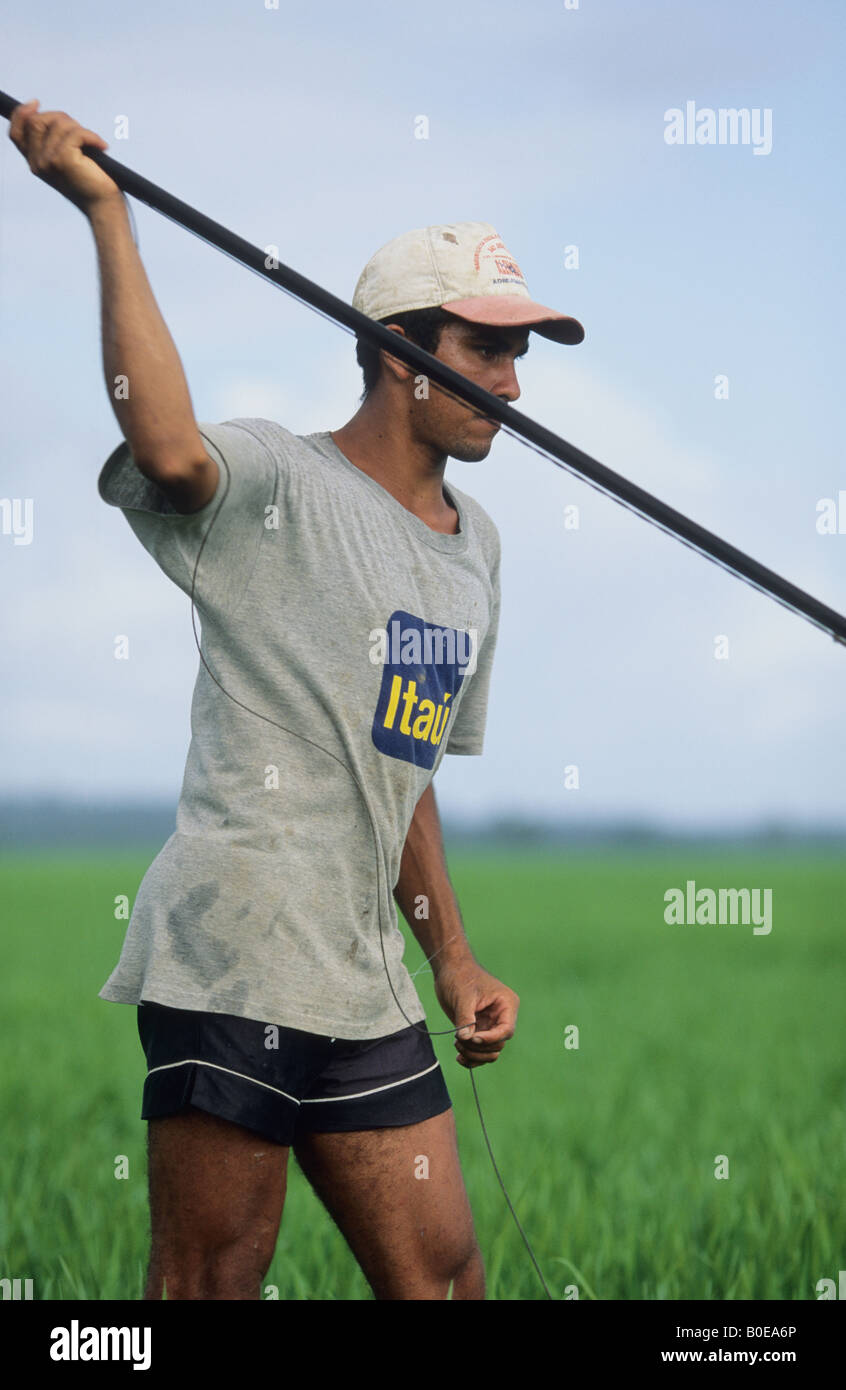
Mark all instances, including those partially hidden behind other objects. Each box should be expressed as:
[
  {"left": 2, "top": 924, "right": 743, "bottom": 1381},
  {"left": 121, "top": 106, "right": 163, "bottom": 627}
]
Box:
[{"left": 355, "top": 306, "right": 454, "bottom": 400}]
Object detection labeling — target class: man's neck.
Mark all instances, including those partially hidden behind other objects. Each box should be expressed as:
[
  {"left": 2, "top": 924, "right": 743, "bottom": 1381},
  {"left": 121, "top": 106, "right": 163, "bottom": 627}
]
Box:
[{"left": 330, "top": 398, "right": 459, "bottom": 536}]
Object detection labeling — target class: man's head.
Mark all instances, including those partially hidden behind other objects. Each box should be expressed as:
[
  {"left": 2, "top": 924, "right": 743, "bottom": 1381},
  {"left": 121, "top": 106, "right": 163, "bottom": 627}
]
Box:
[{"left": 351, "top": 220, "right": 583, "bottom": 461}]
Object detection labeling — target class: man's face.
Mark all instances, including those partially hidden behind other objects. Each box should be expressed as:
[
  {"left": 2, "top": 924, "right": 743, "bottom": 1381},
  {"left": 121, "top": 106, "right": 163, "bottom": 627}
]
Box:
[{"left": 392, "top": 318, "right": 529, "bottom": 463}]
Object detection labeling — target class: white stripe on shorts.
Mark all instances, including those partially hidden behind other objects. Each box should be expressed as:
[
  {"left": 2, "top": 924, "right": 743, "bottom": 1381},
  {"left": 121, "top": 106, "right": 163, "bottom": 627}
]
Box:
[
  {"left": 145, "top": 1056, "right": 441, "bottom": 1108},
  {"left": 299, "top": 1059, "right": 440, "bottom": 1103},
  {"left": 145, "top": 1058, "right": 300, "bottom": 1106}
]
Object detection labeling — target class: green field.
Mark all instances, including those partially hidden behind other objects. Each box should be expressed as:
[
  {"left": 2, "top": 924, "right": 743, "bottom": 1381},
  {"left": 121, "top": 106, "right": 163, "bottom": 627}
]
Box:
[{"left": 1, "top": 847, "right": 844, "bottom": 1301}]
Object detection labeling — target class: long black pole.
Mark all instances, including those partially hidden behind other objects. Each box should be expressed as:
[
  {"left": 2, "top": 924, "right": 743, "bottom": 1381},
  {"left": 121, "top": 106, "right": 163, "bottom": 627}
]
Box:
[{"left": 3, "top": 88, "right": 845, "bottom": 645}]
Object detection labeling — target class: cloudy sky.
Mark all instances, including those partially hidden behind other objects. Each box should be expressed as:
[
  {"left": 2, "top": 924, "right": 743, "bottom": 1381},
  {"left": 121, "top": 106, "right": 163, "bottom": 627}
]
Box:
[{"left": 1, "top": 0, "right": 844, "bottom": 829}]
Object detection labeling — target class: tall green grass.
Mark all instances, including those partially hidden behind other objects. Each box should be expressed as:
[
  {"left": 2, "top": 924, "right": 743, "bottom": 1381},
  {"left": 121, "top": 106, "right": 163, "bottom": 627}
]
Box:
[{"left": 1, "top": 848, "right": 843, "bottom": 1299}]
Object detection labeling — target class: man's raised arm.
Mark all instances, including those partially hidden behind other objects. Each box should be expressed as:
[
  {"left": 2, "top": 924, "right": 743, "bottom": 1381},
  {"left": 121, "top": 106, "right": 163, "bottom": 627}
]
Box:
[{"left": 7, "top": 99, "right": 217, "bottom": 514}]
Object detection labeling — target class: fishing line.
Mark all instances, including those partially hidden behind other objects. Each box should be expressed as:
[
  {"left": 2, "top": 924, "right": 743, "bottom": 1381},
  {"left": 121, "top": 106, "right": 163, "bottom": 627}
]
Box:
[{"left": 186, "top": 449, "right": 554, "bottom": 1300}]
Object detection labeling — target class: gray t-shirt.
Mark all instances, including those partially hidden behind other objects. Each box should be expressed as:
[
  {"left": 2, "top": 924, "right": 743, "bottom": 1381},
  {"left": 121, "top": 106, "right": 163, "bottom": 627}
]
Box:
[{"left": 97, "top": 419, "right": 501, "bottom": 1038}]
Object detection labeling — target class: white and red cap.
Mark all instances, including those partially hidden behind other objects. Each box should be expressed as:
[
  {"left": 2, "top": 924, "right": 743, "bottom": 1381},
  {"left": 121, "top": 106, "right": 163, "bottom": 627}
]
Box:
[{"left": 353, "top": 221, "right": 584, "bottom": 345}]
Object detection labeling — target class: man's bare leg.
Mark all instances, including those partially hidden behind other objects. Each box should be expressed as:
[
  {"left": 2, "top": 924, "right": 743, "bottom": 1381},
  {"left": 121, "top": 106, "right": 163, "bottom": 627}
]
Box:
[
  {"left": 292, "top": 1108, "right": 484, "bottom": 1300},
  {"left": 142, "top": 1106, "right": 289, "bottom": 1300}
]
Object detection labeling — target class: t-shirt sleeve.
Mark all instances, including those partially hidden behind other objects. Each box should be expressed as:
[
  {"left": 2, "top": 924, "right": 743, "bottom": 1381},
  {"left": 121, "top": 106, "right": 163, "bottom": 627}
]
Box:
[
  {"left": 97, "top": 420, "right": 278, "bottom": 612},
  {"left": 444, "top": 523, "right": 501, "bottom": 757}
]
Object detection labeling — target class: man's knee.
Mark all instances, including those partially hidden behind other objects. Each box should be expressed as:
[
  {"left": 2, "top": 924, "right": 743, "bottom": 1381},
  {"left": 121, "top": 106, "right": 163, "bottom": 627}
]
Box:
[
  {"left": 420, "top": 1227, "right": 484, "bottom": 1299},
  {"left": 147, "top": 1226, "right": 277, "bottom": 1300},
  {"left": 445, "top": 1239, "right": 485, "bottom": 1299}
]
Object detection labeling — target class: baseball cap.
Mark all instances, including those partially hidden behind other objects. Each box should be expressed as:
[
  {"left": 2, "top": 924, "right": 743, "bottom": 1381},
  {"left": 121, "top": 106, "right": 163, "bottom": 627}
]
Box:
[{"left": 353, "top": 221, "right": 584, "bottom": 346}]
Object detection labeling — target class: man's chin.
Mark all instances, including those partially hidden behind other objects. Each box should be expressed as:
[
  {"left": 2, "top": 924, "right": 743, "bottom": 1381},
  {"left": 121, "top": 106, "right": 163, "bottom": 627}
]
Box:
[{"left": 448, "top": 434, "right": 497, "bottom": 463}]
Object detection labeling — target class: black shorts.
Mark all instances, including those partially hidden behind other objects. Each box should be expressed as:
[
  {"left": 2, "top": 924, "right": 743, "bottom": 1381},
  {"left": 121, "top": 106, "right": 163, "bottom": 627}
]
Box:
[{"left": 136, "top": 1000, "right": 453, "bottom": 1146}]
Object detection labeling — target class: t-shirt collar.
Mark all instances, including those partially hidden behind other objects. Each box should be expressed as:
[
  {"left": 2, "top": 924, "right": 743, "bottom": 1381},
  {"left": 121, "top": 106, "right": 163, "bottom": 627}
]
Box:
[{"left": 309, "top": 431, "right": 469, "bottom": 554}]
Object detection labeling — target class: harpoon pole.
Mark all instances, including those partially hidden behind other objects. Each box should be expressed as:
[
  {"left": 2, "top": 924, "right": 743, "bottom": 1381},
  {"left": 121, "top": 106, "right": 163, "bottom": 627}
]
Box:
[{"left": 2, "top": 87, "right": 844, "bottom": 646}]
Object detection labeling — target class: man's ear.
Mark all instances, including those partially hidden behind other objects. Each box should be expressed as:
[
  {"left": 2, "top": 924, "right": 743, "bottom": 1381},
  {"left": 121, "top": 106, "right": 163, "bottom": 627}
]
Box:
[{"left": 380, "top": 325, "right": 416, "bottom": 384}]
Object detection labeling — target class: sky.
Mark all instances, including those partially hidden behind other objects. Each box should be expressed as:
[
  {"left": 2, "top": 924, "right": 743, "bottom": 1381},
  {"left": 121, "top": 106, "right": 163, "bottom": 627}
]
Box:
[{"left": 1, "top": 0, "right": 845, "bottom": 830}]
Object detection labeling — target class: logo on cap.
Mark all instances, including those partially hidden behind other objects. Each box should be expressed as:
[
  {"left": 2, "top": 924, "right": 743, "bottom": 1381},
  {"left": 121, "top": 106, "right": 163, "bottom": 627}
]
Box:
[{"left": 473, "top": 233, "right": 526, "bottom": 288}]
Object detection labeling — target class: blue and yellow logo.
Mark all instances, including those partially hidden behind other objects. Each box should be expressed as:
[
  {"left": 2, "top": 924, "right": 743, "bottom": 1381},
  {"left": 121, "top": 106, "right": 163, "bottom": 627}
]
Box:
[{"left": 370, "top": 610, "right": 474, "bottom": 769}]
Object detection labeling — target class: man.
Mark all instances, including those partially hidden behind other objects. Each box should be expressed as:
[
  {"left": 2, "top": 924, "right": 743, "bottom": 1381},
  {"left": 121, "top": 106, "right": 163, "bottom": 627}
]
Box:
[{"left": 9, "top": 100, "right": 584, "bottom": 1301}]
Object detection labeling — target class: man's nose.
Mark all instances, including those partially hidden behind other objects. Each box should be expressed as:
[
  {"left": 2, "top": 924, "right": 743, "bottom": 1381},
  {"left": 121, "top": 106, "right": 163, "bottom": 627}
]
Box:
[{"left": 497, "top": 359, "right": 521, "bottom": 404}]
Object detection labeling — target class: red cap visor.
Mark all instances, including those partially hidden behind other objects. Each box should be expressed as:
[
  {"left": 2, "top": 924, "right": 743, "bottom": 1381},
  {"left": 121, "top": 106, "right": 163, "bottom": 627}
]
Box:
[{"left": 442, "top": 295, "right": 585, "bottom": 345}]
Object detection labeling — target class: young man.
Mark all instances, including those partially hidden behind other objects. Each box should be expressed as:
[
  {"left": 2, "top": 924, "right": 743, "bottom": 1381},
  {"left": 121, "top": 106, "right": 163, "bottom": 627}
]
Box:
[{"left": 9, "top": 100, "right": 584, "bottom": 1301}]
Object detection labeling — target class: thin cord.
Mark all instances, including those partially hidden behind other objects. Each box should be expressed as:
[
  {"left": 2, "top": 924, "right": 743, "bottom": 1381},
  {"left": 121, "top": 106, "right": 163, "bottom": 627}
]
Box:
[
  {"left": 185, "top": 446, "right": 554, "bottom": 1297},
  {"left": 469, "top": 1068, "right": 553, "bottom": 1299}
]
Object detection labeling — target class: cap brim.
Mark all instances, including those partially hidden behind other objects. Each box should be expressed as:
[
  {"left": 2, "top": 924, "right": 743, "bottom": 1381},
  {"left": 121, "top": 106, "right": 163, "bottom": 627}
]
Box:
[{"left": 441, "top": 295, "right": 585, "bottom": 345}]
